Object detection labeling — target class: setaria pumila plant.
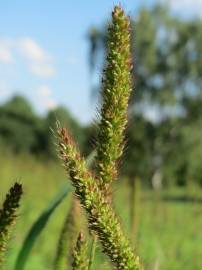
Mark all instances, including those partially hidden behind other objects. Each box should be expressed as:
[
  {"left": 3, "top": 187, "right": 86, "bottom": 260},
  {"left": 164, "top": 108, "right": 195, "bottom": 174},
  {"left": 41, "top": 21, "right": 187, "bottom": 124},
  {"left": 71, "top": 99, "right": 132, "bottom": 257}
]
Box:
[{"left": 56, "top": 5, "right": 144, "bottom": 270}]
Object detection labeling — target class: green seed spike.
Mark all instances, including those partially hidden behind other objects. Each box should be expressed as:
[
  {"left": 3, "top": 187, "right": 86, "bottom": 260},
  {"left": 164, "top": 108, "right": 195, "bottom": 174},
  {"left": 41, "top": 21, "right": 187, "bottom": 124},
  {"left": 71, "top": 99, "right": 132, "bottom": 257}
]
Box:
[
  {"left": 56, "top": 127, "right": 143, "bottom": 270},
  {"left": 72, "top": 232, "right": 88, "bottom": 270},
  {"left": 96, "top": 5, "right": 132, "bottom": 198},
  {"left": 0, "top": 182, "right": 23, "bottom": 266}
]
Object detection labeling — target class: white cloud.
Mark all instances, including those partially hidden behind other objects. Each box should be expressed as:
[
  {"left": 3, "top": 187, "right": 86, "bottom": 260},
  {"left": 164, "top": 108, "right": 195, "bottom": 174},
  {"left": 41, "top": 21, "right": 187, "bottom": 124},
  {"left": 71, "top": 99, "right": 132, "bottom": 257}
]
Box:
[
  {"left": 43, "top": 98, "right": 57, "bottom": 110},
  {"left": 18, "top": 37, "right": 50, "bottom": 62},
  {"left": 18, "top": 37, "right": 55, "bottom": 78},
  {"left": 37, "top": 85, "right": 52, "bottom": 97},
  {"left": 0, "top": 38, "right": 13, "bottom": 63},
  {"left": 36, "top": 85, "right": 57, "bottom": 111},
  {"left": 166, "top": 0, "right": 202, "bottom": 17},
  {"left": 0, "top": 47, "right": 13, "bottom": 63},
  {"left": 0, "top": 36, "right": 55, "bottom": 78},
  {"left": 30, "top": 63, "right": 55, "bottom": 78}
]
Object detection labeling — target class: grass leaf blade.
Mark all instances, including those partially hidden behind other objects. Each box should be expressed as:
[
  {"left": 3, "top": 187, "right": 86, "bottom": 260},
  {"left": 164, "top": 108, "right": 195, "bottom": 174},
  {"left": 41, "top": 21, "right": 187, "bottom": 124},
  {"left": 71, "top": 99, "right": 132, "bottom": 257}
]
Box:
[{"left": 14, "top": 184, "right": 71, "bottom": 270}]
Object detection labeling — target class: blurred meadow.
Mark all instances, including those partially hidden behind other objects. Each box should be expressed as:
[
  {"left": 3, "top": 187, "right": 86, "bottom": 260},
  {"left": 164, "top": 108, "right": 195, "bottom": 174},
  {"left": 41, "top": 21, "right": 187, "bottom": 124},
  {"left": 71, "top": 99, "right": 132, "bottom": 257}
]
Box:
[
  {"left": 1, "top": 1, "right": 202, "bottom": 270},
  {"left": 1, "top": 154, "right": 202, "bottom": 270}
]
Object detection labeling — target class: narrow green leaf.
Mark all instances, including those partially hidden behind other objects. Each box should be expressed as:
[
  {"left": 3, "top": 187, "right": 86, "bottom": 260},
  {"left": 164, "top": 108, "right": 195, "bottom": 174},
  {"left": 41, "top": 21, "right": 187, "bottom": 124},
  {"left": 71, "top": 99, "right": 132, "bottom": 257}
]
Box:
[
  {"left": 86, "top": 150, "right": 96, "bottom": 167},
  {"left": 87, "top": 235, "right": 97, "bottom": 270},
  {"left": 14, "top": 184, "right": 71, "bottom": 270}
]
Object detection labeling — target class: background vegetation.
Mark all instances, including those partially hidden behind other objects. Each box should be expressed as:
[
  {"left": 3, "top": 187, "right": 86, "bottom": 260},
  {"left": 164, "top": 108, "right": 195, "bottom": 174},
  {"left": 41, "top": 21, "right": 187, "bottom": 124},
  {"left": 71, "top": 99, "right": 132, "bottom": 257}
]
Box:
[{"left": 0, "top": 3, "right": 202, "bottom": 270}]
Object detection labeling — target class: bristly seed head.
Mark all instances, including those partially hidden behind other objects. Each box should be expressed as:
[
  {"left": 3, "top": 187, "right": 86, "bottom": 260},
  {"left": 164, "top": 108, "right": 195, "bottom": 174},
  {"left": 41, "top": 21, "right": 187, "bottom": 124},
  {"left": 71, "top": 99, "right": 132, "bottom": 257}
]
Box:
[
  {"left": 55, "top": 5, "right": 143, "bottom": 270},
  {"left": 56, "top": 125, "right": 143, "bottom": 270},
  {"left": 0, "top": 182, "right": 23, "bottom": 266},
  {"left": 72, "top": 232, "right": 88, "bottom": 270},
  {"left": 96, "top": 5, "right": 133, "bottom": 199}
]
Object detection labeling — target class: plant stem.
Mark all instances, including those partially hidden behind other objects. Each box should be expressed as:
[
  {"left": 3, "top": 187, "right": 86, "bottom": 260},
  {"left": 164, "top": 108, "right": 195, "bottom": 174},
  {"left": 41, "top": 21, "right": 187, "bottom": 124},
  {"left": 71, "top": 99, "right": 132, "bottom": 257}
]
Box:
[{"left": 88, "top": 235, "right": 97, "bottom": 270}]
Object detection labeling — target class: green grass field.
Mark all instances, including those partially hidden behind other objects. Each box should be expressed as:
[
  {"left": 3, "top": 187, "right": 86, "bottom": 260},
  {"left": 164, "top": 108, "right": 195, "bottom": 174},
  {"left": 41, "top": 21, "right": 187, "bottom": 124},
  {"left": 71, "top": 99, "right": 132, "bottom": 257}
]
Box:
[{"left": 1, "top": 153, "right": 202, "bottom": 270}]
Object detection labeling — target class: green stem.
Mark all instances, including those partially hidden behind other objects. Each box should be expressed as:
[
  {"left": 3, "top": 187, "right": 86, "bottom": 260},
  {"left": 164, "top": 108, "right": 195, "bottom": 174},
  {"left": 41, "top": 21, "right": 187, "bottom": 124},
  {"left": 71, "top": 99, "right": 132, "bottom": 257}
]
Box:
[
  {"left": 130, "top": 177, "right": 136, "bottom": 238},
  {"left": 54, "top": 196, "right": 82, "bottom": 270},
  {"left": 88, "top": 235, "right": 97, "bottom": 270}
]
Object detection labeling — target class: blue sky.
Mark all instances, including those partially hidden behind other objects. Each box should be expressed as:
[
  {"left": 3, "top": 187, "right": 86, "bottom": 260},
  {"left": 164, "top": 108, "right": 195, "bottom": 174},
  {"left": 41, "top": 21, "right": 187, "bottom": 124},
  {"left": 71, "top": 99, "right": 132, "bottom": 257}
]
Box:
[{"left": 0, "top": 0, "right": 202, "bottom": 123}]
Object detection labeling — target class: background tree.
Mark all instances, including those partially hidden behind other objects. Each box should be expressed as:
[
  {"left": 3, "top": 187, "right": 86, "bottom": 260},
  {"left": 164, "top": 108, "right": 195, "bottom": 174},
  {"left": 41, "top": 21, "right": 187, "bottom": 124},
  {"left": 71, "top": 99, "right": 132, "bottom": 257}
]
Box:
[
  {"left": 0, "top": 95, "right": 43, "bottom": 154},
  {"left": 87, "top": 3, "right": 202, "bottom": 187},
  {"left": 45, "top": 106, "right": 87, "bottom": 158}
]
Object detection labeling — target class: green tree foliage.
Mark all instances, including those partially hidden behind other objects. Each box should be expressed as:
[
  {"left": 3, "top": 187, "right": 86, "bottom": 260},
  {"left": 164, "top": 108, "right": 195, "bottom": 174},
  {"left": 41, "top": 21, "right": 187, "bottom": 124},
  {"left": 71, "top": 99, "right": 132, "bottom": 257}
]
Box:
[
  {"left": 123, "top": 115, "right": 154, "bottom": 183},
  {"left": 0, "top": 95, "right": 42, "bottom": 154},
  {"left": 0, "top": 97, "right": 88, "bottom": 158}
]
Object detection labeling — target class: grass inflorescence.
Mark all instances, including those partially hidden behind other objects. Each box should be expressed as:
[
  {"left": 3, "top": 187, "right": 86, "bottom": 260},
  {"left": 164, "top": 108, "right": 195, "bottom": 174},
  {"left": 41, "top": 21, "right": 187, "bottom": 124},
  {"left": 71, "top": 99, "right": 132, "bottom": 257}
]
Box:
[
  {"left": 55, "top": 5, "right": 144, "bottom": 270},
  {"left": 0, "top": 182, "right": 23, "bottom": 266},
  {"left": 72, "top": 232, "right": 88, "bottom": 270},
  {"left": 96, "top": 6, "right": 132, "bottom": 199}
]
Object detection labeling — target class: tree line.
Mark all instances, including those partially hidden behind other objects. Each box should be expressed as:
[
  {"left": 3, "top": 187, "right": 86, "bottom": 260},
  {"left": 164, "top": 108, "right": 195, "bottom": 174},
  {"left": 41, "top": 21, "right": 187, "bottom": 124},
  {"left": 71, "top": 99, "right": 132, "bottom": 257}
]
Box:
[{"left": 0, "top": 93, "right": 202, "bottom": 187}]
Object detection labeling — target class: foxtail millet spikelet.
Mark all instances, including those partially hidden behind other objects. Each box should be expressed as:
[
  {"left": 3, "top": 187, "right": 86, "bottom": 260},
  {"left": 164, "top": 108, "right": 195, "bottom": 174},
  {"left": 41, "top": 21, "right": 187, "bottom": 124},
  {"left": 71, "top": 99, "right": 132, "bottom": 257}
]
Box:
[
  {"left": 72, "top": 232, "right": 88, "bottom": 270},
  {"left": 0, "top": 182, "right": 23, "bottom": 266},
  {"left": 56, "top": 126, "right": 143, "bottom": 270},
  {"left": 96, "top": 5, "right": 132, "bottom": 198}
]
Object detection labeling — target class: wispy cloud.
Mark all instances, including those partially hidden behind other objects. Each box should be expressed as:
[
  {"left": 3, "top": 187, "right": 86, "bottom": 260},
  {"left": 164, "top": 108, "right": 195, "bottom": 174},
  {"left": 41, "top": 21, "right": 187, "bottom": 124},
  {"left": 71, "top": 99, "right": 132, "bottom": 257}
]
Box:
[
  {"left": 37, "top": 85, "right": 52, "bottom": 97},
  {"left": 0, "top": 36, "right": 55, "bottom": 78},
  {"left": 18, "top": 37, "right": 50, "bottom": 62},
  {"left": 43, "top": 98, "right": 57, "bottom": 110},
  {"left": 30, "top": 63, "right": 55, "bottom": 78},
  {"left": 18, "top": 37, "right": 55, "bottom": 78},
  {"left": 0, "top": 38, "right": 13, "bottom": 63},
  {"left": 36, "top": 84, "right": 57, "bottom": 110},
  {"left": 0, "top": 47, "right": 13, "bottom": 63}
]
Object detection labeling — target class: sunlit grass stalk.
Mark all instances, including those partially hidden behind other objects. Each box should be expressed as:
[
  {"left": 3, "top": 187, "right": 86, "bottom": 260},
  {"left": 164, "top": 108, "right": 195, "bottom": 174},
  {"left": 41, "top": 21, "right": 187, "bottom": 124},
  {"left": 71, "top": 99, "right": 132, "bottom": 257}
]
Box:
[
  {"left": 0, "top": 183, "right": 23, "bottom": 266},
  {"left": 56, "top": 126, "right": 143, "bottom": 270},
  {"left": 72, "top": 232, "right": 88, "bottom": 270},
  {"left": 129, "top": 177, "right": 141, "bottom": 241},
  {"left": 96, "top": 5, "right": 132, "bottom": 198},
  {"left": 54, "top": 196, "right": 82, "bottom": 270},
  {"left": 87, "top": 235, "right": 97, "bottom": 270}
]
